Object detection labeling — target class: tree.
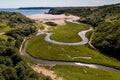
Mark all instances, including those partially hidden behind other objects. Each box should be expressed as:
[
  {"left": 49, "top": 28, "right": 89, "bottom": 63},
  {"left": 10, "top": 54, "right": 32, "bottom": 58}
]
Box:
[{"left": 2, "top": 67, "right": 18, "bottom": 80}]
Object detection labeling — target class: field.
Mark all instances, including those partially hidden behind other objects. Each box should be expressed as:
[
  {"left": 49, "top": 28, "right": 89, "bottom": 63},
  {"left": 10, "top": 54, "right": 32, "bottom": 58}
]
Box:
[
  {"left": 51, "top": 65, "right": 120, "bottom": 80},
  {"left": 50, "top": 22, "right": 89, "bottom": 42},
  {"left": 26, "top": 22, "right": 120, "bottom": 69}
]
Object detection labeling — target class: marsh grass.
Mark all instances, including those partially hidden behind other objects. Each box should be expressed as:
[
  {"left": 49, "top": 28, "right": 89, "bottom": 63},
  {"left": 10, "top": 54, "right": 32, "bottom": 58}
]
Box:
[
  {"left": 26, "top": 34, "right": 120, "bottom": 69},
  {"left": 52, "top": 65, "right": 120, "bottom": 80},
  {"left": 50, "top": 22, "right": 89, "bottom": 42}
]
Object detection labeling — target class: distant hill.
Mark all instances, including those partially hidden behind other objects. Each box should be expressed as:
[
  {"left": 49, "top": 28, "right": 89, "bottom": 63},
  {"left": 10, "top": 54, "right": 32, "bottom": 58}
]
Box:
[
  {"left": 48, "top": 3, "right": 120, "bottom": 59},
  {"left": 48, "top": 7, "right": 98, "bottom": 17},
  {"left": 19, "top": 7, "right": 53, "bottom": 9}
]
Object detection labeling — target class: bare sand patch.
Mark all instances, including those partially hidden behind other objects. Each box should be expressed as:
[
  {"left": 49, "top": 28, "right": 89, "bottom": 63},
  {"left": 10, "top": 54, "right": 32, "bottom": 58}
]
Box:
[
  {"left": 31, "top": 65, "right": 63, "bottom": 80},
  {"left": 0, "top": 32, "right": 5, "bottom": 35}
]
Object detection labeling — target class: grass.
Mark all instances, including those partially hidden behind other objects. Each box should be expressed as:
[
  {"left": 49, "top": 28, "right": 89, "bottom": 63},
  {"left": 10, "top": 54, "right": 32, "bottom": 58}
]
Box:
[
  {"left": 50, "top": 22, "right": 89, "bottom": 42},
  {"left": 86, "top": 31, "right": 93, "bottom": 39},
  {"left": 37, "top": 23, "right": 45, "bottom": 30},
  {"left": 21, "top": 56, "right": 35, "bottom": 65},
  {"left": 26, "top": 34, "right": 120, "bottom": 69},
  {"left": 52, "top": 65, "right": 120, "bottom": 80}
]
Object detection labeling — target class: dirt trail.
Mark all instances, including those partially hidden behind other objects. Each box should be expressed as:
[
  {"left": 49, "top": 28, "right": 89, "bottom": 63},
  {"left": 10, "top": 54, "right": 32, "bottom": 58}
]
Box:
[
  {"left": 31, "top": 65, "right": 63, "bottom": 80},
  {"left": 0, "top": 32, "right": 5, "bottom": 35},
  {"left": 88, "top": 32, "right": 96, "bottom": 49}
]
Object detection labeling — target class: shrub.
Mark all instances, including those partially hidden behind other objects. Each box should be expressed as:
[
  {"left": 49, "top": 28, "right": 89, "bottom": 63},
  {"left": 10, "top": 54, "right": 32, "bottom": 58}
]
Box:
[{"left": 45, "top": 22, "right": 57, "bottom": 26}]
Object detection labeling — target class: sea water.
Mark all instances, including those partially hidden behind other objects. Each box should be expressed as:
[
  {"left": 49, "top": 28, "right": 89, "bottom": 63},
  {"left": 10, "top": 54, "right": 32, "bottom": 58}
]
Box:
[{"left": 0, "top": 8, "right": 50, "bottom": 16}]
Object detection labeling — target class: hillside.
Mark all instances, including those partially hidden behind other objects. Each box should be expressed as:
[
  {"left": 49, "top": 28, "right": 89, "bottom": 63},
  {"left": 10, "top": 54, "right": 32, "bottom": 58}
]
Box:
[
  {"left": 0, "top": 12, "right": 35, "bottom": 28},
  {"left": 0, "top": 12, "right": 48, "bottom": 80},
  {"left": 48, "top": 3, "right": 120, "bottom": 59},
  {"left": 84, "top": 4, "right": 120, "bottom": 57},
  {"left": 48, "top": 7, "right": 97, "bottom": 17}
]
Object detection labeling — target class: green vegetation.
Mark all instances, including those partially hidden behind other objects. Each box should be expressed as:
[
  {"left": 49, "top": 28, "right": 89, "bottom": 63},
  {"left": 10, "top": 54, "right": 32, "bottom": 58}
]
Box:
[
  {"left": 0, "top": 12, "right": 48, "bottom": 80},
  {"left": 36, "top": 22, "right": 45, "bottom": 30},
  {"left": 0, "top": 12, "right": 35, "bottom": 28},
  {"left": 0, "top": 35, "right": 9, "bottom": 41},
  {"left": 0, "top": 24, "right": 15, "bottom": 32},
  {"left": 26, "top": 34, "right": 120, "bottom": 69},
  {"left": 86, "top": 31, "right": 93, "bottom": 39},
  {"left": 39, "top": 25, "right": 45, "bottom": 30},
  {"left": 48, "top": 7, "right": 97, "bottom": 18},
  {"left": 0, "top": 41, "right": 45, "bottom": 80},
  {"left": 0, "top": 3, "right": 120, "bottom": 79},
  {"left": 92, "top": 21, "right": 120, "bottom": 57},
  {"left": 49, "top": 3, "right": 120, "bottom": 59},
  {"left": 52, "top": 65, "right": 120, "bottom": 80},
  {"left": 85, "top": 5, "right": 120, "bottom": 57},
  {"left": 27, "top": 4, "right": 120, "bottom": 79},
  {"left": 45, "top": 22, "right": 57, "bottom": 26},
  {"left": 21, "top": 56, "right": 35, "bottom": 64},
  {"left": 50, "top": 22, "right": 89, "bottom": 42}
]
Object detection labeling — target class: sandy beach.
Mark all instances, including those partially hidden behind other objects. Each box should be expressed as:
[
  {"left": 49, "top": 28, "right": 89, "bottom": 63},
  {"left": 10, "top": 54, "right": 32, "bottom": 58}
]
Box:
[{"left": 28, "top": 14, "right": 79, "bottom": 25}]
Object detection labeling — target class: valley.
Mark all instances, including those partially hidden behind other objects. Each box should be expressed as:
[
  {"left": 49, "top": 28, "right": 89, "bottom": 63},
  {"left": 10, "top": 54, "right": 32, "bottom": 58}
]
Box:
[{"left": 0, "top": 3, "right": 120, "bottom": 80}]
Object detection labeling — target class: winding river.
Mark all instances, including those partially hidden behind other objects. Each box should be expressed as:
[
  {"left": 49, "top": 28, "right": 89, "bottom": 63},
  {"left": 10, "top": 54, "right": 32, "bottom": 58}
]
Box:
[
  {"left": 36, "top": 27, "right": 93, "bottom": 46},
  {"left": 20, "top": 19, "right": 120, "bottom": 73}
]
